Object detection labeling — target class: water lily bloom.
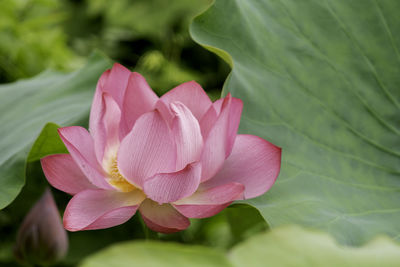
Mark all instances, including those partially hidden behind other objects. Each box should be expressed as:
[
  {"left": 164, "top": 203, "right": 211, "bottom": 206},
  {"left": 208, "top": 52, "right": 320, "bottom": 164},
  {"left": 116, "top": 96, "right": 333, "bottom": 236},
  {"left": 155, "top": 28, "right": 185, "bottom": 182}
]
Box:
[{"left": 41, "top": 63, "right": 281, "bottom": 233}]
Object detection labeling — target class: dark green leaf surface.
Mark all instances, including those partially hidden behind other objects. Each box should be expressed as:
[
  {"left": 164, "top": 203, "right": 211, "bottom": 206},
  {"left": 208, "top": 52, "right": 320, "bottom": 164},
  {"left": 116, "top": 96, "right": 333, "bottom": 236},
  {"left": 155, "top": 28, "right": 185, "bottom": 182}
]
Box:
[
  {"left": 191, "top": 0, "right": 400, "bottom": 244},
  {"left": 0, "top": 53, "right": 110, "bottom": 209},
  {"left": 225, "top": 204, "right": 268, "bottom": 243}
]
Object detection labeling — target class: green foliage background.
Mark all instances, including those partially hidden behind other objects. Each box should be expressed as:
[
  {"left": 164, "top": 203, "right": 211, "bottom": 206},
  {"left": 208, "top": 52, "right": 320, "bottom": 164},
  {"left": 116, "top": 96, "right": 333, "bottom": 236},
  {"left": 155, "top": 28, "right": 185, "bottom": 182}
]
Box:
[
  {"left": 0, "top": 0, "right": 226, "bottom": 97},
  {"left": 0, "top": 0, "right": 81, "bottom": 82}
]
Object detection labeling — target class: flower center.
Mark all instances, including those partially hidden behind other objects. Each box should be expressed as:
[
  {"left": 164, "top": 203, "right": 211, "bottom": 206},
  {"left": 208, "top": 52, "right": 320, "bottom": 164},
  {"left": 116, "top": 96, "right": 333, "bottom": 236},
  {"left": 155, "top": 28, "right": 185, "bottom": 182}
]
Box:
[{"left": 106, "top": 156, "right": 136, "bottom": 192}]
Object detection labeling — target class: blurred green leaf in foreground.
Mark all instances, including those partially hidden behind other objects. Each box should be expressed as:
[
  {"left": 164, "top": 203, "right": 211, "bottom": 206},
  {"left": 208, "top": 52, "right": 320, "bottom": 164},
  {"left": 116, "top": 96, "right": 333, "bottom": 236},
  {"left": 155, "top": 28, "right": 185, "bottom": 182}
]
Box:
[{"left": 80, "top": 225, "right": 400, "bottom": 267}]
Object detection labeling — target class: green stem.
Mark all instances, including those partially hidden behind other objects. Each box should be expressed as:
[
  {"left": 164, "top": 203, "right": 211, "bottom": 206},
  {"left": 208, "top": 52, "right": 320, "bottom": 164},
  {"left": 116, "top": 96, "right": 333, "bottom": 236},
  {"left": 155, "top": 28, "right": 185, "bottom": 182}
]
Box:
[{"left": 138, "top": 215, "right": 158, "bottom": 240}]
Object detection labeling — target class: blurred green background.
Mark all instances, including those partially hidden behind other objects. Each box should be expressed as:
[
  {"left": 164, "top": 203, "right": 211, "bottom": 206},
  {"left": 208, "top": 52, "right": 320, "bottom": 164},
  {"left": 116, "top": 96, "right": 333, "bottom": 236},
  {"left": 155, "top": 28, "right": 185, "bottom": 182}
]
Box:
[{"left": 0, "top": 0, "right": 228, "bottom": 98}]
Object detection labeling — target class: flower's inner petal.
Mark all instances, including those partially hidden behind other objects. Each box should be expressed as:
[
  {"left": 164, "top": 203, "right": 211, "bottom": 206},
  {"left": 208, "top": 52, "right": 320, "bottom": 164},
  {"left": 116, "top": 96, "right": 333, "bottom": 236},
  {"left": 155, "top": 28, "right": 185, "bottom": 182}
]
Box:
[
  {"left": 201, "top": 94, "right": 242, "bottom": 154},
  {"left": 121, "top": 72, "right": 158, "bottom": 136},
  {"left": 91, "top": 93, "right": 122, "bottom": 163},
  {"left": 89, "top": 69, "right": 111, "bottom": 135},
  {"left": 155, "top": 100, "right": 174, "bottom": 126},
  {"left": 143, "top": 162, "right": 202, "bottom": 204},
  {"left": 171, "top": 102, "right": 203, "bottom": 170},
  {"left": 102, "top": 63, "right": 131, "bottom": 107},
  {"left": 160, "top": 81, "right": 212, "bottom": 121},
  {"left": 212, "top": 98, "right": 223, "bottom": 114},
  {"left": 199, "top": 95, "right": 231, "bottom": 182},
  {"left": 89, "top": 64, "right": 129, "bottom": 136},
  {"left": 225, "top": 97, "right": 243, "bottom": 156},
  {"left": 118, "top": 110, "right": 176, "bottom": 188},
  {"left": 200, "top": 94, "right": 243, "bottom": 182},
  {"left": 199, "top": 105, "right": 218, "bottom": 139}
]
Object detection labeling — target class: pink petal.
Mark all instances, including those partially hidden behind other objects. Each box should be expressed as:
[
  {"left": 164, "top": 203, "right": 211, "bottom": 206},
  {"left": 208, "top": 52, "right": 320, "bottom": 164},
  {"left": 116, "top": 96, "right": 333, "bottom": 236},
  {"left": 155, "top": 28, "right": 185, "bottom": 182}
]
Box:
[
  {"left": 139, "top": 199, "right": 190, "bottom": 233},
  {"left": 41, "top": 154, "right": 96, "bottom": 195},
  {"left": 226, "top": 97, "right": 243, "bottom": 156},
  {"left": 121, "top": 72, "right": 158, "bottom": 136},
  {"left": 199, "top": 105, "right": 218, "bottom": 139},
  {"left": 203, "top": 95, "right": 242, "bottom": 155},
  {"left": 101, "top": 93, "right": 121, "bottom": 151},
  {"left": 90, "top": 93, "right": 122, "bottom": 163},
  {"left": 172, "top": 182, "right": 243, "bottom": 218},
  {"left": 82, "top": 206, "right": 138, "bottom": 230},
  {"left": 58, "top": 126, "right": 112, "bottom": 189},
  {"left": 89, "top": 64, "right": 130, "bottom": 128},
  {"left": 173, "top": 182, "right": 244, "bottom": 205},
  {"left": 160, "top": 81, "right": 212, "bottom": 121},
  {"left": 173, "top": 203, "right": 231, "bottom": 218},
  {"left": 155, "top": 100, "right": 174, "bottom": 125},
  {"left": 89, "top": 69, "right": 111, "bottom": 135},
  {"left": 102, "top": 63, "right": 131, "bottom": 107},
  {"left": 118, "top": 110, "right": 176, "bottom": 188},
  {"left": 212, "top": 98, "right": 223, "bottom": 114},
  {"left": 199, "top": 96, "right": 231, "bottom": 182},
  {"left": 171, "top": 102, "right": 203, "bottom": 170},
  {"left": 202, "top": 134, "right": 282, "bottom": 199},
  {"left": 143, "top": 162, "right": 202, "bottom": 204},
  {"left": 63, "top": 189, "right": 145, "bottom": 231},
  {"left": 200, "top": 94, "right": 243, "bottom": 182}
]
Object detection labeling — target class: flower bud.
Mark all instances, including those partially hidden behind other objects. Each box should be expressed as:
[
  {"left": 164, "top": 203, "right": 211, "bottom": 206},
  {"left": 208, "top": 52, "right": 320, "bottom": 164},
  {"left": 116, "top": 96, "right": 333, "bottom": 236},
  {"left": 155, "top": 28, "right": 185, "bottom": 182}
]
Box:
[{"left": 14, "top": 188, "right": 68, "bottom": 266}]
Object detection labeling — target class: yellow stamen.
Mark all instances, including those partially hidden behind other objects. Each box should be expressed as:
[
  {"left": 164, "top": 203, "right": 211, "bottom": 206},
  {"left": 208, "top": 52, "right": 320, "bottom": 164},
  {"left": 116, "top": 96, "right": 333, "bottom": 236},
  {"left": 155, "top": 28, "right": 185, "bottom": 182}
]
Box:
[{"left": 107, "top": 157, "right": 136, "bottom": 192}]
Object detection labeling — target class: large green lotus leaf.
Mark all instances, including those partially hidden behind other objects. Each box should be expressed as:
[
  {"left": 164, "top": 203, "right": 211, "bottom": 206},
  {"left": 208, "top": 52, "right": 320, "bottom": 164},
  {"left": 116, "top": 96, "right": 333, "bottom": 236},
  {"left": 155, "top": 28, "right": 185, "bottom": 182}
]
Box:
[
  {"left": 191, "top": 0, "right": 400, "bottom": 244},
  {"left": 80, "top": 226, "right": 400, "bottom": 267},
  {"left": 0, "top": 53, "right": 110, "bottom": 209},
  {"left": 230, "top": 225, "right": 400, "bottom": 267}
]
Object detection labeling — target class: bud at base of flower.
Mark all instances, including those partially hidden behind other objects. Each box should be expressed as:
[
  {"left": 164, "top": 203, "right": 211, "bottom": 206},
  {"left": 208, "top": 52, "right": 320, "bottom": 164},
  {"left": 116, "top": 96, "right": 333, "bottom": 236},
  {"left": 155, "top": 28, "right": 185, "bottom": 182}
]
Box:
[{"left": 14, "top": 188, "right": 68, "bottom": 266}]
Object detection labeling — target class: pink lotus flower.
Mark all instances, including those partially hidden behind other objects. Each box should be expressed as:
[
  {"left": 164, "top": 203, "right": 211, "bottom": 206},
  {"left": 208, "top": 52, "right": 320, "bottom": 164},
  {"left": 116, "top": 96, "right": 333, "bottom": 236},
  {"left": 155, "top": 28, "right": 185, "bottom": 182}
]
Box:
[{"left": 41, "top": 64, "right": 281, "bottom": 233}]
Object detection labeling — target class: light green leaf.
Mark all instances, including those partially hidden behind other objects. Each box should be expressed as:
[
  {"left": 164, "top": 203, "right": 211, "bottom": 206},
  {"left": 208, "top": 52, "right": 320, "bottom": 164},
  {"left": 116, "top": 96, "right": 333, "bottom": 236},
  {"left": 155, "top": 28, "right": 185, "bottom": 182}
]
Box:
[
  {"left": 0, "top": 52, "right": 110, "bottom": 209},
  {"left": 27, "top": 122, "right": 67, "bottom": 162},
  {"left": 80, "top": 226, "right": 400, "bottom": 267},
  {"left": 79, "top": 241, "right": 231, "bottom": 267},
  {"left": 191, "top": 0, "right": 400, "bottom": 245},
  {"left": 230, "top": 226, "right": 400, "bottom": 267}
]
